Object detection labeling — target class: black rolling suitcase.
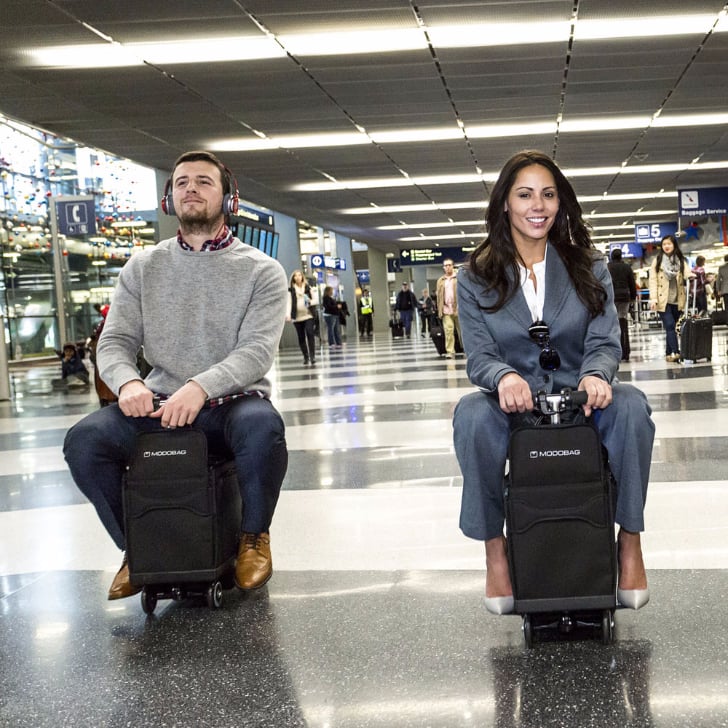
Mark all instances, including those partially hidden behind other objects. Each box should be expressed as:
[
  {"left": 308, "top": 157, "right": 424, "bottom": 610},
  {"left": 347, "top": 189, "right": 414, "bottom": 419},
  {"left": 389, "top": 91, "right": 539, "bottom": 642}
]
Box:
[
  {"left": 679, "top": 279, "right": 712, "bottom": 362},
  {"left": 430, "top": 315, "right": 446, "bottom": 355},
  {"left": 389, "top": 313, "right": 404, "bottom": 338},
  {"left": 123, "top": 428, "right": 242, "bottom": 614},
  {"left": 505, "top": 390, "right": 617, "bottom": 647}
]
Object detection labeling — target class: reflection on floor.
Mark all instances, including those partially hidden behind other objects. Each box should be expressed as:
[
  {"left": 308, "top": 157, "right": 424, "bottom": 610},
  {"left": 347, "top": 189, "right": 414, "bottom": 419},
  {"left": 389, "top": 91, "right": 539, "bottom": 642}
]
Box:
[{"left": 1, "top": 323, "right": 727, "bottom": 727}]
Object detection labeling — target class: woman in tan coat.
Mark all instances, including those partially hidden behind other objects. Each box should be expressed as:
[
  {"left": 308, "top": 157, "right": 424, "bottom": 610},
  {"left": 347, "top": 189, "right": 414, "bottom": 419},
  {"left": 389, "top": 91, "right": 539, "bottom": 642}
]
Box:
[{"left": 648, "top": 235, "right": 693, "bottom": 362}]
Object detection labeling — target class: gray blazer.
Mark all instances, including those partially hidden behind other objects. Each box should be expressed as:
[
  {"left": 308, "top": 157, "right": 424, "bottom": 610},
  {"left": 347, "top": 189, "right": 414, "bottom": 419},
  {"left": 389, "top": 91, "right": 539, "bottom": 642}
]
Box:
[{"left": 457, "top": 247, "right": 621, "bottom": 396}]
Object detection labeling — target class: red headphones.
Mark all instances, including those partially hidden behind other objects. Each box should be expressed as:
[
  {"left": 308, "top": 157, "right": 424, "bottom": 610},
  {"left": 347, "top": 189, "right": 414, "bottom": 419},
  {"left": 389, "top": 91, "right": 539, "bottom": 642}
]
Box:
[{"left": 161, "top": 163, "right": 239, "bottom": 217}]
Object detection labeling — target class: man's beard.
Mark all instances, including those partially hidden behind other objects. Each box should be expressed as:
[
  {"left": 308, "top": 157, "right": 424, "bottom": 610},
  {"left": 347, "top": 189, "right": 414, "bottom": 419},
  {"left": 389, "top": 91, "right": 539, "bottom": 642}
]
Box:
[{"left": 178, "top": 208, "right": 221, "bottom": 236}]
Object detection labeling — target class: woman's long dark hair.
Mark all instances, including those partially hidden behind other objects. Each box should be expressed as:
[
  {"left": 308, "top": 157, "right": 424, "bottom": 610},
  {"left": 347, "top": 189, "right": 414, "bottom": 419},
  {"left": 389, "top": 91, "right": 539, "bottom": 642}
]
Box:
[
  {"left": 654, "top": 234, "right": 686, "bottom": 272},
  {"left": 468, "top": 150, "right": 607, "bottom": 317}
]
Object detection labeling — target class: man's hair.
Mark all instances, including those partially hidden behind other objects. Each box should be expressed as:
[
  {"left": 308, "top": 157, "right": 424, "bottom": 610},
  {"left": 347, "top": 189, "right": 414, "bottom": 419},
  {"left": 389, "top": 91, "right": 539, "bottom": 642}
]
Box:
[
  {"left": 171, "top": 150, "right": 231, "bottom": 196},
  {"left": 610, "top": 248, "right": 622, "bottom": 261}
]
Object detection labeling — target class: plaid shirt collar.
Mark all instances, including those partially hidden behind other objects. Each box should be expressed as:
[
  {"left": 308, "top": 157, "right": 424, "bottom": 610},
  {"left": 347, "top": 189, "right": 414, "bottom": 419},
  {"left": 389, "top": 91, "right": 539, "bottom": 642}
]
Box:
[{"left": 177, "top": 225, "right": 233, "bottom": 252}]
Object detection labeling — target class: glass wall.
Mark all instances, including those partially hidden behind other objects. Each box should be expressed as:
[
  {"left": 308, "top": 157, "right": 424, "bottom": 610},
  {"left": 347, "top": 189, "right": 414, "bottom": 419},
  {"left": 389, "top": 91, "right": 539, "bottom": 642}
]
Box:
[{"left": 0, "top": 114, "right": 158, "bottom": 359}]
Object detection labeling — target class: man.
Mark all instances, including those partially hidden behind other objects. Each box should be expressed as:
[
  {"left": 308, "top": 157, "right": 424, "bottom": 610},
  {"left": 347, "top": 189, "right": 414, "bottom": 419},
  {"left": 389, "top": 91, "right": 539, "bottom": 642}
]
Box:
[
  {"left": 359, "top": 289, "right": 373, "bottom": 337},
  {"left": 394, "top": 282, "right": 418, "bottom": 337},
  {"left": 607, "top": 247, "right": 637, "bottom": 361},
  {"left": 436, "top": 259, "right": 462, "bottom": 358},
  {"left": 64, "top": 150, "right": 289, "bottom": 599},
  {"left": 714, "top": 254, "right": 728, "bottom": 312}
]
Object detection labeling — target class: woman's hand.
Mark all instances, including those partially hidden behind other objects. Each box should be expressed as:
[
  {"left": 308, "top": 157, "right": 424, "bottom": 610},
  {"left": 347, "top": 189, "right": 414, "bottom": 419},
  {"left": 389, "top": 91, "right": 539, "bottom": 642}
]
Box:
[
  {"left": 497, "top": 373, "right": 533, "bottom": 413},
  {"left": 578, "top": 375, "right": 612, "bottom": 417}
]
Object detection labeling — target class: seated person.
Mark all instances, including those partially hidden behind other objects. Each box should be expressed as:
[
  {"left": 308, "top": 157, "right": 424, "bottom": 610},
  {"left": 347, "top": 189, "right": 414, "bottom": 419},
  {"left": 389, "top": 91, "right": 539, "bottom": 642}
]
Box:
[
  {"left": 64, "top": 150, "right": 289, "bottom": 600},
  {"left": 55, "top": 343, "right": 90, "bottom": 387},
  {"left": 452, "top": 150, "right": 654, "bottom": 614}
]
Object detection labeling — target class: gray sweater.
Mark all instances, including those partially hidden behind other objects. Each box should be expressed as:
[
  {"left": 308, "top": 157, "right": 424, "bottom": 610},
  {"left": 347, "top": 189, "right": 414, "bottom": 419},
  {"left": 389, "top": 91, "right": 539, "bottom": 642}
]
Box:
[{"left": 97, "top": 237, "right": 287, "bottom": 399}]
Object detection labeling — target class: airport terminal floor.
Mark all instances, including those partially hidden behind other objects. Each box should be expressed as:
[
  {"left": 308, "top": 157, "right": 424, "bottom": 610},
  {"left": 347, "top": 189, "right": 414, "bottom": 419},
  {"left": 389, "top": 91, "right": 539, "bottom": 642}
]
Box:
[{"left": 1, "top": 322, "right": 727, "bottom": 727}]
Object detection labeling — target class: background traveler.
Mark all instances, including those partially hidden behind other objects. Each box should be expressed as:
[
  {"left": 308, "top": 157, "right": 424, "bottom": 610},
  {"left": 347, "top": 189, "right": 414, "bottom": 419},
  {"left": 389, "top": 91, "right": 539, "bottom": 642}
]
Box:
[
  {"left": 648, "top": 234, "right": 692, "bottom": 362},
  {"left": 359, "top": 289, "right": 374, "bottom": 337},
  {"left": 419, "top": 287, "right": 435, "bottom": 336},
  {"left": 608, "top": 247, "right": 637, "bottom": 361},
  {"left": 395, "top": 281, "right": 418, "bottom": 337},
  {"left": 715, "top": 254, "right": 728, "bottom": 311},
  {"left": 288, "top": 269, "right": 317, "bottom": 366},
  {"left": 322, "top": 285, "right": 343, "bottom": 348},
  {"left": 436, "top": 259, "right": 462, "bottom": 358}
]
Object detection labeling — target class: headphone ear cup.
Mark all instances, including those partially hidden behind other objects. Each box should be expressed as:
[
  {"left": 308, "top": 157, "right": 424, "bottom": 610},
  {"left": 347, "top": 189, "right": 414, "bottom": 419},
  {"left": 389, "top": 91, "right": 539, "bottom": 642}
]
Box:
[
  {"left": 222, "top": 192, "right": 239, "bottom": 216},
  {"left": 161, "top": 177, "right": 174, "bottom": 216},
  {"left": 161, "top": 194, "right": 175, "bottom": 216}
]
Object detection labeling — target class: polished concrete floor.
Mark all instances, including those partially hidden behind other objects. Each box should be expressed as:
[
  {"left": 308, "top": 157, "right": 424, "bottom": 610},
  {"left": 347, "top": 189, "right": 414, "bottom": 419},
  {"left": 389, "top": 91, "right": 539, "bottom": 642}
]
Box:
[{"left": 1, "top": 320, "right": 727, "bottom": 727}]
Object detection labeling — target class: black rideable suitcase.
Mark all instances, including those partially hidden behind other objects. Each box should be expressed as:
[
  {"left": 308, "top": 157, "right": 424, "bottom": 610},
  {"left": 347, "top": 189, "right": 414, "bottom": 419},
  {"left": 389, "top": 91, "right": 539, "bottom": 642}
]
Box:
[
  {"left": 123, "top": 428, "right": 242, "bottom": 614},
  {"left": 505, "top": 390, "right": 617, "bottom": 647},
  {"left": 679, "top": 279, "right": 712, "bottom": 362}
]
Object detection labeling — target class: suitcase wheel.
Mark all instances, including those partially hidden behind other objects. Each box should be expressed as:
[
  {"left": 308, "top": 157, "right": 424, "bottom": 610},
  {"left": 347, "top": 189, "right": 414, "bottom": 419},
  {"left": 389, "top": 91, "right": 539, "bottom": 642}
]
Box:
[
  {"left": 601, "top": 609, "right": 615, "bottom": 645},
  {"left": 206, "top": 580, "right": 223, "bottom": 610},
  {"left": 141, "top": 587, "right": 158, "bottom": 615},
  {"left": 522, "top": 614, "right": 534, "bottom": 649}
]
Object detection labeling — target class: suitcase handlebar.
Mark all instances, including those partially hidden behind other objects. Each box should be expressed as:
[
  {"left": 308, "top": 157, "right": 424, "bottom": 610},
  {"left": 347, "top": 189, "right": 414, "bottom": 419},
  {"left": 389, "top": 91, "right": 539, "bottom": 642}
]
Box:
[{"left": 533, "top": 388, "right": 588, "bottom": 418}]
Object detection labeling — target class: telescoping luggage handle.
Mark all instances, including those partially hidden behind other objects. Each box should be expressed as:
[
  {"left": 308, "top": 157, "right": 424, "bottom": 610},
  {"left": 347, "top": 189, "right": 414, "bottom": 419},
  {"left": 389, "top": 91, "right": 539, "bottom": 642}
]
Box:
[{"left": 533, "top": 388, "right": 588, "bottom": 424}]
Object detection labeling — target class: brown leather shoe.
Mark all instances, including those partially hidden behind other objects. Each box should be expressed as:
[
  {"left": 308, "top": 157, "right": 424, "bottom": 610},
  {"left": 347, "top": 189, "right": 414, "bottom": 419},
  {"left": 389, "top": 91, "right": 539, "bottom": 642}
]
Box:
[
  {"left": 107, "top": 555, "right": 142, "bottom": 600},
  {"left": 234, "top": 532, "right": 272, "bottom": 590}
]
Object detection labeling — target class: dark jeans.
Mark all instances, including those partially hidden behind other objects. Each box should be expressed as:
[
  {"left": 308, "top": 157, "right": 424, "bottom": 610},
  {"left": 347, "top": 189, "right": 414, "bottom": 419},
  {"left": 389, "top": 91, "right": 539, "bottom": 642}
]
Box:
[
  {"left": 658, "top": 303, "right": 682, "bottom": 355},
  {"left": 324, "top": 313, "right": 342, "bottom": 345},
  {"left": 293, "top": 318, "right": 316, "bottom": 362},
  {"left": 399, "top": 309, "right": 414, "bottom": 336},
  {"left": 63, "top": 397, "right": 288, "bottom": 550}
]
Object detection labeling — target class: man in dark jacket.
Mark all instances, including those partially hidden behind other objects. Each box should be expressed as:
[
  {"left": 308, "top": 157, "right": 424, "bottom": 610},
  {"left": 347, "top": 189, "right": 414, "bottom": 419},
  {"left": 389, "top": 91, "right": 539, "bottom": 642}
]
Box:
[
  {"left": 395, "top": 282, "right": 418, "bottom": 337},
  {"left": 608, "top": 248, "right": 637, "bottom": 361}
]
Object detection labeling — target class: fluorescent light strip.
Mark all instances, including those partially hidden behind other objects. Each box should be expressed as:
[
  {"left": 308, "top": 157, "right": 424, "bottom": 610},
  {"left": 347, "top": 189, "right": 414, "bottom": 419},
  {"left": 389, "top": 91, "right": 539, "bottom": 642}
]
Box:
[
  {"left": 399, "top": 233, "right": 481, "bottom": 241},
  {"left": 378, "top": 220, "right": 485, "bottom": 230},
  {"left": 585, "top": 210, "right": 676, "bottom": 219},
  {"left": 340, "top": 193, "right": 675, "bottom": 215},
  {"left": 23, "top": 13, "right": 726, "bottom": 69},
  {"left": 341, "top": 202, "right": 489, "bottom": 214},
  {"left": 383, "top": 211, "right": 674, "bottom": 234},
  {"left": 211, "top": 113, "right": 728, "bottom": 152},
  {"left": 575, "top": 15, "right": 718, "bottom": 40},
  {"left": 292, "top": 161, "right": 728, "bottom": 192}
]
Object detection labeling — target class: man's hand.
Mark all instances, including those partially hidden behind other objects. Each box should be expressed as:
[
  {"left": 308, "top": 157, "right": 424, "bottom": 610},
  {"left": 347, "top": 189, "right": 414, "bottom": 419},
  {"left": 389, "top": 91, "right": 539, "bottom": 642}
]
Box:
[
  {"left": 148, "top": 380, "right": 207, "bottom": 428},
  {"left": 497, "top": 372, "right": 533, "bottom": 413},
  {"left": 118, "top": 380, "right": 156, "bottom": 417},
  {"left": 578, "top": 375, "right": 612, "bottom": 417}
]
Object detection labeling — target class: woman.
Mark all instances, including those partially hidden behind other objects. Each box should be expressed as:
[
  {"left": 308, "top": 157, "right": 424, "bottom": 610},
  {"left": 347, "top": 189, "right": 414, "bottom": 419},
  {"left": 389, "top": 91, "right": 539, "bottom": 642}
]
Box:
[
  {"left": 288, "top": 270, "right": 316, "bottom": 366},
  {"left": 322, "top": 285, "right": 342, "bottom": 348},
  {"left": 453, "top": 150, "right": 654, "bottom": 614},
  {"left": 648, "top": 234, "right": 692, "bottom": 362}
]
